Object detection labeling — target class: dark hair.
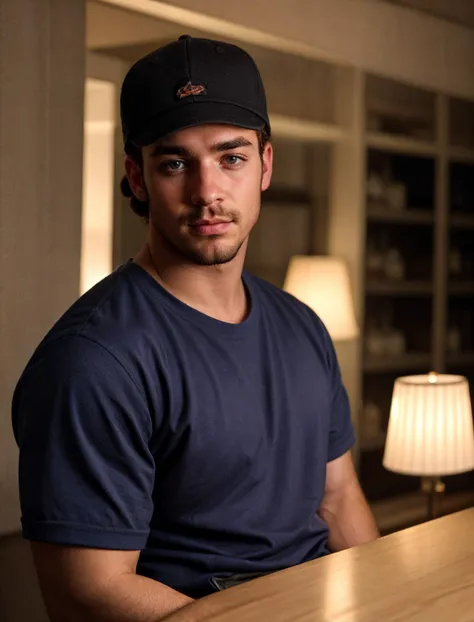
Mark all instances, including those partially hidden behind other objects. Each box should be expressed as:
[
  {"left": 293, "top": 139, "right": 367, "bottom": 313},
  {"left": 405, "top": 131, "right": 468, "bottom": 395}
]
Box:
[
  {"left": 120, "top": 143, "right": 148, "bottom": 220},
  {"left": 120, "top": 127, "right": 271, "bottom": 221}
]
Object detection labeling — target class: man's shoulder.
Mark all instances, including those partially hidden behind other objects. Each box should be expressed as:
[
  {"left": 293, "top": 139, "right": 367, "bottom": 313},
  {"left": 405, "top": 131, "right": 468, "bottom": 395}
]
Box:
[
  {"left": 24, "top": 263, "right": 167, "bottom": 378},
  {"left": 247, "top": 271, "right": 325, "bottom": 329}
]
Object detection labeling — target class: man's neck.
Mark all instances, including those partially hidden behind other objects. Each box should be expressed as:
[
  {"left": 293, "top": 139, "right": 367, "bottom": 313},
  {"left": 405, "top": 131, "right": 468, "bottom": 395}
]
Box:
[{"left": 134, "top": 243, "right": 249, "bottom": 325}]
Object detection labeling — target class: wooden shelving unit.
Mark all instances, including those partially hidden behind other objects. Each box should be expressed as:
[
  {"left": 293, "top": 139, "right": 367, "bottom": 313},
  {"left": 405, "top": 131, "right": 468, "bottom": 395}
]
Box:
[
  {"left": 359, "top": 432, "right": 386, "bottom": 452},
  {"left": 364, "top": 352, "right": 432, "bottom": 373},
  {"left": 367, "top": 204, "right": 434, "bottom": 225},
  {"left": 449, "top": 282, "right": 474, "bottom": 295},
  {"left": 446, "top": 352, "right": 474, "bottom": 367},
  {"left": 445, "top": 99, "right": 474, "bottom": 398},
  {"left": 357, "top": 81, "right": 474, "bottom": 515},
  {"left": 371, "top": 489, "right": 474, "bottom": 535},
  {"left": 270, "top": 114, "right": 346, "bottom": 144},
  {"left": 449, "top": 146, "right": 474, "bottom": 164},
  {"left": 450, "top": 213, "right": 474, "bottom": 229},
  {"left": 365, "top": 280, "right": 433, "bottom": 296},
  {"left": 366, "top": 132, "right": 437, "bottom": 156}
]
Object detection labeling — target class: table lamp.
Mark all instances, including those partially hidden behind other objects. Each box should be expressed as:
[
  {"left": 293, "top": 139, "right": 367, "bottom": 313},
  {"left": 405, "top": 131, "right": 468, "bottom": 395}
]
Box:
[
  {"left": 283, "top": 256, "right": 359, "bottom": 341},
  {"left": 383, "top": 372, "right": 474, "bottom": 520}
]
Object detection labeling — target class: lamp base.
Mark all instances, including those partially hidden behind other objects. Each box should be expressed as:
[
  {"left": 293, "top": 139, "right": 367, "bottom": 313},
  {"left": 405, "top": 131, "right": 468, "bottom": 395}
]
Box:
[{"left": 421, "top": 477, "right": 446, "bottom": 521}]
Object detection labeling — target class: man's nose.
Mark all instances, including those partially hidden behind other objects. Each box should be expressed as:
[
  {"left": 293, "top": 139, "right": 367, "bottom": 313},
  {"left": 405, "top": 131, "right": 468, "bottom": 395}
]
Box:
[{"left": 189, "top": 162, "right": 224, "bottom": 207}]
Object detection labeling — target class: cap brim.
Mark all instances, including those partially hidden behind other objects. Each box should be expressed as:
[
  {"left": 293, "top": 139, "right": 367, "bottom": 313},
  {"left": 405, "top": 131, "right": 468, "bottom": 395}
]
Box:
[{"left": 132, "top": 101, "right": 269, "bottom": 147}]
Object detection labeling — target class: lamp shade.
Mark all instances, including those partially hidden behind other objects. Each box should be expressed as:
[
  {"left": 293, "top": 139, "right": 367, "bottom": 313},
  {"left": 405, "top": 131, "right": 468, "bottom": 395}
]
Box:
[
  {"left": 283, "top": 256, "right": 359, "bottom": 341},
  {"left": 383, "top": 373, "right": 474, "bottom": 477}
]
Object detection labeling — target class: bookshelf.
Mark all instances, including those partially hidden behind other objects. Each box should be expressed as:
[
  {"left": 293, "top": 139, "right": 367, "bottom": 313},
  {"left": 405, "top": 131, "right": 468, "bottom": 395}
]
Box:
[{"left": 356, "top": 81, "right": 474, "bottom": 509}]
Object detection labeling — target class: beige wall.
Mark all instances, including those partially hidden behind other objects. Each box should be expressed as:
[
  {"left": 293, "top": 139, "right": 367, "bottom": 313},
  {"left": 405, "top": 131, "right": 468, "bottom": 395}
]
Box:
[
  {"left": 0, "top": 0, "right": 85, "bottom": 536},
  {"left": 85, "top": 51, "right": 148, "bottom": 266},
  {"left": 82, "top": 79, "right": 116, "bottom": 293},
  {"left": 0, "top": 0, "right": 85, "bottom": 618}
]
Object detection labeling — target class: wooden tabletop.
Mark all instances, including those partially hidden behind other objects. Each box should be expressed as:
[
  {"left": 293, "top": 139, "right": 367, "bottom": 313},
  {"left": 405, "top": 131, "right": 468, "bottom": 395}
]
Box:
[{"left": 170, "top": 508, "right": 474, "bottom": 622}]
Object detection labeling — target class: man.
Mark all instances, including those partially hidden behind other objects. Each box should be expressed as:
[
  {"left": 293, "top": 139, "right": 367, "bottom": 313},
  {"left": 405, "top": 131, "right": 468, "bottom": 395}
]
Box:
[{"left": 12, "top": 35, "right": 379, "bottom": 622}]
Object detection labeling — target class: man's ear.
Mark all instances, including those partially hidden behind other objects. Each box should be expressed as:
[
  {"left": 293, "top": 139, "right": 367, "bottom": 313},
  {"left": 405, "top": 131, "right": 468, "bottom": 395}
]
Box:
[
  {"left": 260, "top": 142, "right": 273, "bottom": 192},
  {"left": 124, "top": 156, "right": 148, "bottom": 201}
]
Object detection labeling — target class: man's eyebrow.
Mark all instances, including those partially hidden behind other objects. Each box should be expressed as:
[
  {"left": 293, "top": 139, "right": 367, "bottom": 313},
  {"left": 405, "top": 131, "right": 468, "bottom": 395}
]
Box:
[
  {"left": 150, "top": 137, "right": 254, "bottom": 158},
  {"left": 150, "top": 144, "right": 190, "bottom": 158},
  {"left": 213, "top": 137, "right": 254, "bottom": 151}
]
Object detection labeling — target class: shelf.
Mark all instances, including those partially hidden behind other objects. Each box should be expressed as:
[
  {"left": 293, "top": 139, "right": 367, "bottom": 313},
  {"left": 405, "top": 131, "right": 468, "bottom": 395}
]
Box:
[
  {"left": 367, "top": 203, "right": 433, "bottom": 225},
  {"left": 449, "top": 282, "right": 474, "bottom": 296},
  {"left": 270, "top": 114, "right": 346, "bottom": 144},
  {"left": 371, "top": 489, "right": 474, "bottom": 534},
  {"left": 366, "top": 132, "right": 438, "bottom": 156},
  {"left": 366, "top": 280, "right": 433, "bottom": 296},
  {"left": 359, "top": 432, "right": 386, "bottom": 452},
  {"left": 262, "top": 187, "right": 311, "bottom": 205},
  {"left": 364, "top": 352, "right": 432, "bottom": 373},
  {"left": 449, "top": 146, "right": 474, "bottom": 164},
  {"left": 446, "top": 351, "right": 474, "bottom": 367},
  {"left": 450, "top": 213, "right": 474, "bottom": 229}
]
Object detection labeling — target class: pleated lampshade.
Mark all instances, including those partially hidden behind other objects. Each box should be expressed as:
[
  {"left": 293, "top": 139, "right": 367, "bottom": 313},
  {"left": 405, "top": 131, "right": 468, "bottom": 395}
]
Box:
[{"left": 383, "top": 373, "right": 474, "bottom": 476}]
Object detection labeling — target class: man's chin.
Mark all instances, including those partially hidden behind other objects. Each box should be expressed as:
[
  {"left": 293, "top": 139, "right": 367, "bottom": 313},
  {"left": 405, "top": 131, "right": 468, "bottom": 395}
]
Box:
[
  {"left": 186, "top": 241, "right": 245, "bottom": 266},
  {"left": 189, "top": 250, "right": 240, "bottom": 267}
]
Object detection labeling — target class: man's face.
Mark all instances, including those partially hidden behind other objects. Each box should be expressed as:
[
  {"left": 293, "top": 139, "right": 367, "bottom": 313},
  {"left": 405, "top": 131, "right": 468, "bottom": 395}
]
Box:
[{"left": 126, "top": 124, "right": 273, "bottom": 266}]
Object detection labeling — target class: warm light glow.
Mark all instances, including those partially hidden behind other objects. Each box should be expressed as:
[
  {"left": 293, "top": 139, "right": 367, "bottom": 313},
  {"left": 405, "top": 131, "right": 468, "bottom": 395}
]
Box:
[
  {"left": 383, "top": 374, "right": 474, "bottom": 476},
  {"left": 81, "top": 79, "right": 116, "bottom": 294},
  {"left": 321, "top": 552, "right": 356, "bottom": 621},
  {"left": 283, "top": 256, "right": 359, "bottom": 341}
]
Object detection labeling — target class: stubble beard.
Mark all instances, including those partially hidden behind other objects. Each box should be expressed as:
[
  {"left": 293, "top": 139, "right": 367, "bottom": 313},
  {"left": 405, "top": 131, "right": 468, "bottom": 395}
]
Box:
[
  {"left": 150, "top": 214, "right": 251, "bottom": 267},
  {"left": 186, "top": 238, "right": 246, "bottom": 266}
]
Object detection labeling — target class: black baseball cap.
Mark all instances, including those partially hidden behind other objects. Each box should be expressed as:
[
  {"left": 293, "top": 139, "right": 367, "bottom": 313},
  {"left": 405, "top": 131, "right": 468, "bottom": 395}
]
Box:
[{"left": 120, "top": 35, "right": 271, "bottom": 153}]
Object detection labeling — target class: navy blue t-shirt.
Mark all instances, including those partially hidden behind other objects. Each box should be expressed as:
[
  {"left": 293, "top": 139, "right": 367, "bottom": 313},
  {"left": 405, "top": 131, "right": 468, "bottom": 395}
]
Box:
[{"left": 12, "top": 262, "right": 355, "bottom": 598}]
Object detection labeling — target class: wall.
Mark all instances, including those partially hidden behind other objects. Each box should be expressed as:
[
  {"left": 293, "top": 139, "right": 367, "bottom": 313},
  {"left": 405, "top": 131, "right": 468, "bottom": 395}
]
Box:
[
  {"left": 0, "top": 0, "right": 85, "bottom": 619},
  {"left": 81, "top": 79, "right": 116, "bottom": 293},
  {"left": 88, "top": 0, "right": 474, "bottom": 99},
  {"left": 0, "top": 0, "right": 85, "bottom": 535},
  {"left": 86, "top": 51, "right": 147, "bottom": 267}
]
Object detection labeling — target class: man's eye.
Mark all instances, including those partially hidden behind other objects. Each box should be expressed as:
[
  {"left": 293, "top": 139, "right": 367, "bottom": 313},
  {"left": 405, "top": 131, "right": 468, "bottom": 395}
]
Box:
[
  {"left": 223, "top": 155, "right": 244, "bottom": 166},
  {"left": 163, "top": 160, "right": 185, "bottom": 172}
]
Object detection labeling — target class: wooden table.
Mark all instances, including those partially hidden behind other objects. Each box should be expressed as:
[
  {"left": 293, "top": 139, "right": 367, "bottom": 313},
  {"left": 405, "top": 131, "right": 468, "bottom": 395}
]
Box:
[{"left": 168, "top": 508, "right": 474, "bottom": 622}]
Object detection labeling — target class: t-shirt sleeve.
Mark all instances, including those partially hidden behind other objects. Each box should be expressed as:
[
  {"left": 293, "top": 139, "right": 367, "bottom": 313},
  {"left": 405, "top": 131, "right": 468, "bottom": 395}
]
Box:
[
  {"left": 318, "top": 319, "right": 356, "bottom": 463},
  {"left": 12, "top": 335, "right": 155, "bottom": 550}
]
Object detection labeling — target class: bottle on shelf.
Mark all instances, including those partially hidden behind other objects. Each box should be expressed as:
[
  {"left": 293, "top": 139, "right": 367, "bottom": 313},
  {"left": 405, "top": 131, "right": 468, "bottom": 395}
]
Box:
[
  {"left": 386, "top": 182, "right": 406, "bottom": 212},
  {"left": 384, "top": 246, "right": 405, "bottom": 281},
  {"left": 360, "top": 401, "right": 384, "bottom": 447},
  {"left": 364, "top": 319, "right": 386, "bottom": 357},
  {"left": 386, "top": 327, "right": 406, "bottom": 356},
  {"left": 366, "top": 237, "right": 385, "bottom": 280},
  {"left": 379, "top": 309, "right": 406, "bottom": 356},
  {"left": 367, "top": 170, "right": 387, "bottom": 205}
]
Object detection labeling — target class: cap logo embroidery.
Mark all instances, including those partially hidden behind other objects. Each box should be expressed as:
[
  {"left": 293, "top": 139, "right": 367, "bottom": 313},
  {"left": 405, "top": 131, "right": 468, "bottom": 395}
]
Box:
[{"left": 176, "top": 81, "right": 206, "bottom": 99}]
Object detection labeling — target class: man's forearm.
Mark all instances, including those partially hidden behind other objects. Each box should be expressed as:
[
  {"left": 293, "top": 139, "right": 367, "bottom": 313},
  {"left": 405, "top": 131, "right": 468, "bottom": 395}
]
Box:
[
  {"left": 85, "top": 573, "right": 224, "bottom": 622},
  {"left": 43, "top": 572, "right": 195, "bottom": 622},
  {"left": 319, "top": 483, "right": 380, "bottom": 552}
]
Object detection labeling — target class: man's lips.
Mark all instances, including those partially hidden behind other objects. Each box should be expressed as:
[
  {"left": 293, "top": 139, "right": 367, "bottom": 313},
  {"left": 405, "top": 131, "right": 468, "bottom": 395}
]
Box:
[{"left": 188, "top": 220, "right": 232, "bottom": 236}]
